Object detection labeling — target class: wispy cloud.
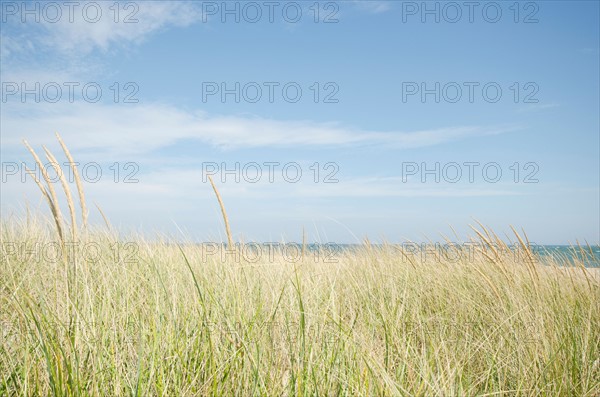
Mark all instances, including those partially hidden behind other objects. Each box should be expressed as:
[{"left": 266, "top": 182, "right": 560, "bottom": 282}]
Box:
[
  {"left": 351, "top": 1, "right": 392, "bottom": 14},
  {"left": 1, "top": 102, "right": 520, "bottom": 156},
  {"left": 2, "top": 2, "right": 202, "bottom": 57},
  {"left": 517, "top": 103, "right": 560, "bottom": 113}
]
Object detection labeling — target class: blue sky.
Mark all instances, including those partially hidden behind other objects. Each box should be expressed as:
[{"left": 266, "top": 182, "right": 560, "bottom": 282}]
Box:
[{"left": 1, "top": 0, "right": 599, "bottom": 244}]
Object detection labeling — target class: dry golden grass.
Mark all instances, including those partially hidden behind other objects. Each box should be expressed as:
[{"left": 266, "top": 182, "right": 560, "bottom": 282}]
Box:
[
  {"left": 56, "top": 132, "right": 88, "bottom": 230},
  {"left": 1, "top": 137, "right": 598, "bottom": 396},
  {"left": 43, "top": 147, "right": 77, "bottom": 242},
  {"left": 207, "top": 174, "right": 234, "bottom": 248},
  {"left": 1, "top": 223, "right": 598, "bottom": 396}
]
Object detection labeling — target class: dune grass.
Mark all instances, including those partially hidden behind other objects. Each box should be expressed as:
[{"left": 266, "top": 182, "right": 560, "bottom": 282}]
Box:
[
  {"left": 1, "top": 219, "right": 599, "bottom": 396},
  {"left": 0, "top": 136, "right": 598, "bottom": 395}
]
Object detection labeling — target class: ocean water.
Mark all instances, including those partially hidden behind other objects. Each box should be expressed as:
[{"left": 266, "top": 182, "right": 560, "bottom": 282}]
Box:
[
  {"left": 245, "top": 243, "right": 600, "bottom": 268},
  {"left": 190, "top": 242, "right": 600, "bottom": 268},
  {"left": 533, "top": 245, "right": 600, "bottom": 268}
]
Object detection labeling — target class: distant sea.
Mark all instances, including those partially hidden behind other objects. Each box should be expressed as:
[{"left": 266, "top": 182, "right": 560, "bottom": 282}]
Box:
[
  {"left": 185, "top": 242, "right": 600, "bottom": 268},
  {"left": 239, "top": 243, "right": 600, "bottom": 268},
  {"left": 532, "top": 245, "right": 600, "bottom": 268}
]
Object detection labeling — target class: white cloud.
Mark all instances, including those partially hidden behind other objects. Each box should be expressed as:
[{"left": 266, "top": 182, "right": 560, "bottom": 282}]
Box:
[
  {"left": 1, "top": 102, "right": 520, "bottom": 157},
  {"left": 517, "top": 103, "right": 560, "bottom": 113},
  {"left": 288, "top": 177, "right": 522, "bottom": 198},
  {"left": 2, "top": 2, "right": 202, "bottom": 56},
  {"left": 0, "top": 164, "right": 522, "bottom": 230},
  {"left": 47, "top": 2, "right": 201, "bottom": 53},
  {"left": 0, "top": 33, "right": 34, "bottom": 58},
  {"left": 351, "top": 1, "right": 392, "bottom": 14}
]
